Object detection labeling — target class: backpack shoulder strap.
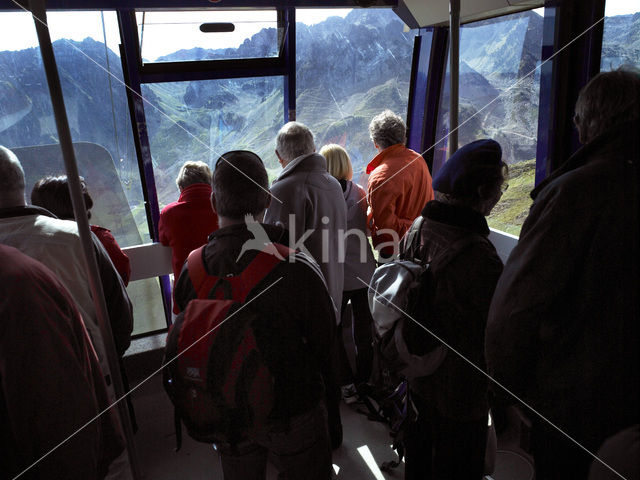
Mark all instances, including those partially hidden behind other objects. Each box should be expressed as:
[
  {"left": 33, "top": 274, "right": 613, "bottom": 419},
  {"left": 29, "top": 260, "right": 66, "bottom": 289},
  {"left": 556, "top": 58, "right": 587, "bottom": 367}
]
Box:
[
  {"left": 186, "top": 245, "right": 221, "bottom": 299},
  {"left": 235, "top": 243, "right": 295, "bottom": 302}
]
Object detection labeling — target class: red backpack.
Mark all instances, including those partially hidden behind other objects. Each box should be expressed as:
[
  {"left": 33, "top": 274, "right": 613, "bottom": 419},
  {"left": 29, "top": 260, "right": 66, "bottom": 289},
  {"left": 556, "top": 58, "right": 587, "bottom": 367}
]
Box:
[{"left": 163, "top": 243, "right": 292, "bottom": 449}]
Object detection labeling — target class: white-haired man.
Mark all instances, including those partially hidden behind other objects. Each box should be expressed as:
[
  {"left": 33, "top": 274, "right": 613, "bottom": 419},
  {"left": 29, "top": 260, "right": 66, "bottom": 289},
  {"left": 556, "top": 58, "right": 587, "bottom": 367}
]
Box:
[{"left": 264, "top": 121, "right": 347, "bottom": 449}]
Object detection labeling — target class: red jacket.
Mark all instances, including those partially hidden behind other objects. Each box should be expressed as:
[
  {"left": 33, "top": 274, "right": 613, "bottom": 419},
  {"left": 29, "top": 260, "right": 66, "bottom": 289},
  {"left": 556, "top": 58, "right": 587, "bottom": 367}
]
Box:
[
  {"left": 159, "top": 183, "right": 218, "bottom": 292},
  {"left": 366, "top": 144, "right": 433, "bottom": 254},
  {"left": 91, "top": 225, "right": 131, "bottom": 286}
]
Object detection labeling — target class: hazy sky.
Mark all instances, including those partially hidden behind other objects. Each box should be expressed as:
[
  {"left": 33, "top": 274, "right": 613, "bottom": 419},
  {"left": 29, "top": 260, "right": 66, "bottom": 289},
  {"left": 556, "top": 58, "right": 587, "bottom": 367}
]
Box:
[{"left": 0, "top": 1, "right": 637, "bottom": 59}]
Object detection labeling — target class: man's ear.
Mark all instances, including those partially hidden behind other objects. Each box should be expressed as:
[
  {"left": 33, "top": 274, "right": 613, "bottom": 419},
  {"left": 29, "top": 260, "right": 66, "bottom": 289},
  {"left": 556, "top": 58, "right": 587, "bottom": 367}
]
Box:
[
  {"left": 210, "top": 192, "right": 218, "bottom": 214},
  {"left": 275, "top": 150, "right": 282, "bottom": 162}
]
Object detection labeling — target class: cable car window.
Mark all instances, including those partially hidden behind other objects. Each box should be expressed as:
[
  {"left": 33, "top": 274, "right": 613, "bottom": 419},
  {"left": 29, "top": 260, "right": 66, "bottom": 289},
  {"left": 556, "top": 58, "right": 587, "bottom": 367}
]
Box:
[
  {"left": 141, "top": 76, "right": 284, "bottom": 208},
  {"left": 136, "top": 10, "right": 280, "bottom": 63},
  {"left": 0, "top": 10, "right": 167, "bottom": 336},
  {"left": 601, "top": 0, "right": 640, "bottom": 72},
  {"left": 434, "top": 9, "right": 545, "bottom": 236},
  {"left": 295, "top": 8, "right": 417, "bottom": 186}
]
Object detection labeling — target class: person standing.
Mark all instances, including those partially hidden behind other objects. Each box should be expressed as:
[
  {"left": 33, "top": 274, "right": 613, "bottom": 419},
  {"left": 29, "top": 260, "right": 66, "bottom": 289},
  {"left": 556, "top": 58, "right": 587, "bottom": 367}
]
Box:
[
  {"left": 159, "top": 161, "right": 219, "bottom": 312},
  {"left": 264, "top": 122, "right": 347, "bottom": 449},
  {"left": 320, "top": 143, "right": 376, "bottom": 399},
  {"left": 173, "top": 150, "right": 334, "bottom": 479},
  {"left": 0, "top": 244, "right": 125, "bottom": 480},
  {"left": 486, "top": 69, "right": 640, "bottom": 479},
  {"left": 400, "top": 139, "right": 506, "bottom": 479},
  {"left": 366, "top": 110, "right": 434, "bottom": 260}
]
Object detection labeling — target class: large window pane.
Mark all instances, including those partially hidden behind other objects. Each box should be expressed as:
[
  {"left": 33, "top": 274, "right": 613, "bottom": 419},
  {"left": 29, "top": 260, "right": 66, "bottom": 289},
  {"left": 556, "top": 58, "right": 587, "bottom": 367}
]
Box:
[
  {"left": 601, "top": 1, "right": 640, "bottom": 71},
  {"left": 141, "top": 77, "right": 284, "bottom": 207},
  {"left": 0, "top": 11, "right": 166, "bottom": 335},
  {"left": 295, "top": 8, "right": 417, "bottom": 186},
  {"left": 435, "top": 10, "right": 544, "bottom": 236},
  {"left": 136, "top": 10, "right": 280, "bottom": 63}
]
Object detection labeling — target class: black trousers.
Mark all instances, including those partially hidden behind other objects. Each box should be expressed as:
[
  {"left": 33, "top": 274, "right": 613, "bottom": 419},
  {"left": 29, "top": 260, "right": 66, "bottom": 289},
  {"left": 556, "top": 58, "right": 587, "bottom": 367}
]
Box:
[
  {"left": 337, "top": 288, "right": 374, "bottom": 385},
  {"left": 404, "top": 394, "right": 487, "bottom": 480}
]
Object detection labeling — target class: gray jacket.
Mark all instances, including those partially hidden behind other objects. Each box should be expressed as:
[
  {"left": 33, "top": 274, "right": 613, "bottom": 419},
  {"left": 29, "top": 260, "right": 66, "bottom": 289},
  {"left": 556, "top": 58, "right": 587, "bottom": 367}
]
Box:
[
  {"left": 264, "top": 152, "right": 347, "bottom": 321},
  {"left": 342, "top": 180, "right": 376, "bottom": 291}
]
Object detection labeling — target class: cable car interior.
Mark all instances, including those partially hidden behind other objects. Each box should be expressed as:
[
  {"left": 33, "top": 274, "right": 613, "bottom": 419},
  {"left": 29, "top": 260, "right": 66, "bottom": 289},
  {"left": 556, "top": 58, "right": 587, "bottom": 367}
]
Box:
[{"left": 0, "top": 0, "right": 638, "bottom": 478}]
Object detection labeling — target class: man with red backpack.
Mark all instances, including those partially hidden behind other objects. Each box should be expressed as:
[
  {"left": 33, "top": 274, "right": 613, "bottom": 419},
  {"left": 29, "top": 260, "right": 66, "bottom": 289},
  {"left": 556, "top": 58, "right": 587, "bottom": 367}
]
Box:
[{"left": 171, "top": 150, "right": 335, "bottom": 480}]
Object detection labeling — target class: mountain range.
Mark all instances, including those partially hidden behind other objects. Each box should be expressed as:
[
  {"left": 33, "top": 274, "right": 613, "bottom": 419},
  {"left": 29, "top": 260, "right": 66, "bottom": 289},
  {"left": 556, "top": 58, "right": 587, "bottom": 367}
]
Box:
[{"left": 0, "top": 8, "right": 638, "bottom": 237}]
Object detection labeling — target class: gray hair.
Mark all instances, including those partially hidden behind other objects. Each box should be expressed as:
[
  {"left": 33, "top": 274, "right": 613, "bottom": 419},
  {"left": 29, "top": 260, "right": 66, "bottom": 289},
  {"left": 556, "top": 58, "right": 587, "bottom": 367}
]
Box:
[
  {"left": 369, "top": 110, "right": 406, "bottom": 150},
  {"left": 275, "top": 122, "right": 315, "bottom": 164},
  {"left": 0, "top": 146, "right": 25, "bottom": 195},
  {"left": 176, "top": 161, "right": 213, "bottom": 191},
  {"left": 574, "top": 68, "right": 640, "bottom": 143}
]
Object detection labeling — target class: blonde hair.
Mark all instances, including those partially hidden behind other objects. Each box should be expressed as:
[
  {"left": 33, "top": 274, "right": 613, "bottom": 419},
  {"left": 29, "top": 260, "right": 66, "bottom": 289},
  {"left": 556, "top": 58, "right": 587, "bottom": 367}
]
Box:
[
  {"left": 176, "top": 161, "right": 212, "bottom": 190},
  {"left": 320, "top": 144, "right": 353, "bottom": 181}
]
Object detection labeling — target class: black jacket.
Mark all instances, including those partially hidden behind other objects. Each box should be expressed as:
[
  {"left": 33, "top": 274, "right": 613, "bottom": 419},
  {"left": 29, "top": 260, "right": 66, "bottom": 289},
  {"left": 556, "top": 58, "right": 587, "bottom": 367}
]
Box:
[
  {"left": 486, "top": 119, "right": 640, "bottom": 450},
  {"left": 174, "top": 222, "right": 336, "bottom": 421},
  {"left": 401, "top": 201, "right": 503, "bottom": 421}
]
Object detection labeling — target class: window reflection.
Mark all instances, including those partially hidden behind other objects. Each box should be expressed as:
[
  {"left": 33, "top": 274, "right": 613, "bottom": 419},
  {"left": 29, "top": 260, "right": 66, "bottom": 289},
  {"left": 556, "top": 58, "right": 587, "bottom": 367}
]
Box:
[
  {"left": 142, "top": 77, "right": 284, "bottom": 208},
  {"left": 434, "top": 10, "right": 544, "bottom": 236},
  {"left": 0, "top": 11, "right": 166, "bottom": 335}
]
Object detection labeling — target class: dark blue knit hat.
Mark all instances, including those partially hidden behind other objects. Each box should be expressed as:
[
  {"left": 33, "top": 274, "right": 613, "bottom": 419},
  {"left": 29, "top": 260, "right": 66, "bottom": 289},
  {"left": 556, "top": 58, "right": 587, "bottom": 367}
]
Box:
[{"left": 432, "top": 139, "right": 503, "bottom": 197}]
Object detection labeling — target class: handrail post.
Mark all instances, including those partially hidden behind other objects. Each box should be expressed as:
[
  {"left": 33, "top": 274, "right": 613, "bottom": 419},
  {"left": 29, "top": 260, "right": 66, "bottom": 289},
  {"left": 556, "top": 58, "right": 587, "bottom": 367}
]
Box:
[
  {"left": 28, "top": 1, "right": 140, "bottom": 478},
  {"left": 449, "top": 0, "right": 460, "bottom": 156}
]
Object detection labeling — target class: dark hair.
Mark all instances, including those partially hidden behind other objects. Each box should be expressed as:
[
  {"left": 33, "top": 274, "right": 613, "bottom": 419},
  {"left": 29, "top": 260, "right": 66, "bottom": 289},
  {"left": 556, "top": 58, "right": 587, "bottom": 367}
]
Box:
[
  {"left": 31, "top": 175, "right": 93, "bottom": 220},
  {"left": 213, "top": 151, "right": 270, "bottom": 219},
  {"left": 574, "top": 69, "right": 640, "bottom": 143}
]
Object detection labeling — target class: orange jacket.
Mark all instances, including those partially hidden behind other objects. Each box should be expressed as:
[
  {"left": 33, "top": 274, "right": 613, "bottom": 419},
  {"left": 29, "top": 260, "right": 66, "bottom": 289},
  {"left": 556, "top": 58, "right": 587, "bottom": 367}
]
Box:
[{"left": 366, "top": 144, "right": 433, "bottom": 253}]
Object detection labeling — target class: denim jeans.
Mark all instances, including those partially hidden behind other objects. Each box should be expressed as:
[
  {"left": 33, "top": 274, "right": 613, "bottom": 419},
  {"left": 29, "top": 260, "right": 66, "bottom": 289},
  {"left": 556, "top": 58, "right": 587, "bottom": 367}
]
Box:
[{"left": 217, "top": 402, "right": 332, "bottom": 480}]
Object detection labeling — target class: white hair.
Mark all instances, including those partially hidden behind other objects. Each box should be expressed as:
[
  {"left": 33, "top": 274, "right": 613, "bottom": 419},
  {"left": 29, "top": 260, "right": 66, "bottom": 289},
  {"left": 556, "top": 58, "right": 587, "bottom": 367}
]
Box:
[{"left": 275, "top": 122, "right": 315, "bottom": 164}]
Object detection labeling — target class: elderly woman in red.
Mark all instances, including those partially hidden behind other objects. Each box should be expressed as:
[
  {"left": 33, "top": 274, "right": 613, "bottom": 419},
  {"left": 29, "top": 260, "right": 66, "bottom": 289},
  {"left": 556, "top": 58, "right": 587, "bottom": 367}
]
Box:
[{"left": 159, "top": 161, "right": 219, "bottom": 312}]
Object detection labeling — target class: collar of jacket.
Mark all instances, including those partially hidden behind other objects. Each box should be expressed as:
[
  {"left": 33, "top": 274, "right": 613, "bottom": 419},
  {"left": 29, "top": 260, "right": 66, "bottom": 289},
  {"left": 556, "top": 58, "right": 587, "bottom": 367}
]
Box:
[
  {"left": 275, "top": 152, "right": 327, "bottom": 182},
  {"left": 0, "top": 205, "right": 57, "bottom": 219},
  {"left": 207, "top": 221, "right": 289, "bottom": 244},
  {"left": 531, "top": 118, "right": 640, "bottom": 200},
  {"left": 421, "top": 200, "right": 490, "bottom": 235},
  {"left": 366, "top": 143, "right": 407, "bottom": 174},
  {"left": 178, "top": 183, "right": 212, "bottom": 203}
]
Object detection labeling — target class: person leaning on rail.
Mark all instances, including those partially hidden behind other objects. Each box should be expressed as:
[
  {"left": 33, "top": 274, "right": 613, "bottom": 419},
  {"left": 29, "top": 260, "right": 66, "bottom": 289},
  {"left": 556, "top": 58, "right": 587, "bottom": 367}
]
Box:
[{"left": 159, "top": 160, "right": 219, "bottom": 314}]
